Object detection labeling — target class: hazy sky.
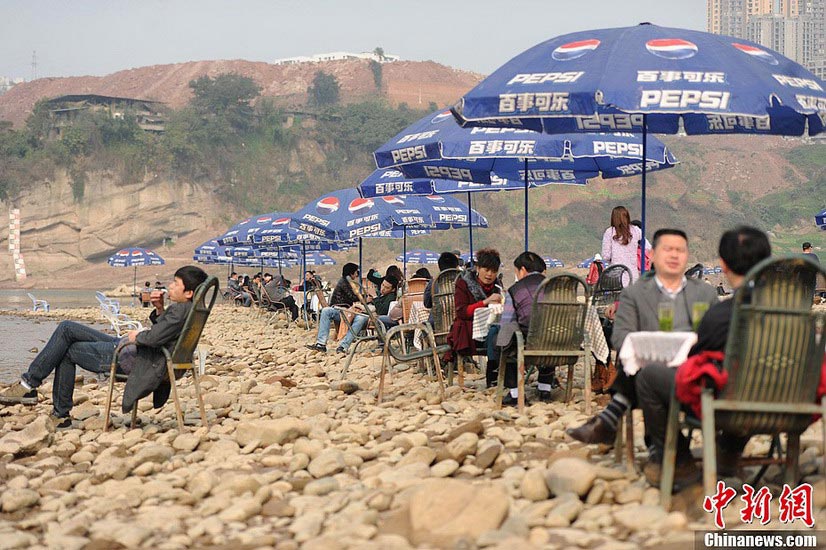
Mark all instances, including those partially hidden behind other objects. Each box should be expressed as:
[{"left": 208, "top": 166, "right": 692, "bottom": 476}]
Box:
[{"left": 1, "top": 0, "right": 706, "bottom": 79}]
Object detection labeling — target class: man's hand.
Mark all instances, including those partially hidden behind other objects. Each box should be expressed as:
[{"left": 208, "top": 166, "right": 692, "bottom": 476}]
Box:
[
  {"left": 149, "top": 290, "right": 165, "bottom": 313},
  {"left": 604, "top": 302, "right": 617, "bottom": 320},
  {"left": 352, "top": 303, "right": 365, "bottom": 313},
  {"left": 126, "top": 330, "right": 139, "bottom": 343}
]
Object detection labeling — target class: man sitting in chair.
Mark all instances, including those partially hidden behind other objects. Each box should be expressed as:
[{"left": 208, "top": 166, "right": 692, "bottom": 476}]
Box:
[
  {"left": 0, "top": 266, "right": 208, "bottom": 429},
  {"left": 264, "top": 273, "right": 299, "bottom": 321},
  {"left": 492, "top": 251, "right": 554, "bottom": 405},
  {"left": 306, "top": 262, "right": 366, "bottom": 355},
  {"left": 567, "top": 229, "right": 718, "bottom": 445},
  {"left": 635, "top": 226, "right": 771, "bottom": 489}
]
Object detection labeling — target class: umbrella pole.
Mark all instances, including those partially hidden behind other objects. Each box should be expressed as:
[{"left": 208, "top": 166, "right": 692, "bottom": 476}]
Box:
[
  {"left": 132, "top": 266, "right": 137, "bottom": 307},
  {"left": 358, "top": 237, "right": 363, "bottom": 290},
  {"left": 302, "top": 242, "right": 309, "bottom": 330},
  {"left": 524, "top": 158, "right": 529, "bottom": 252},
  {"left": 278, "top": 247, "right": 282, "bottom": 277},
  {"left": 467, "top": 192, "right": 474, "bottom": 258},
  {"left": 640, "top": 115, "right": 648, "bottom": 276},
  {"left": 403, "top": 228, "right": 407, "bottom": 280}
]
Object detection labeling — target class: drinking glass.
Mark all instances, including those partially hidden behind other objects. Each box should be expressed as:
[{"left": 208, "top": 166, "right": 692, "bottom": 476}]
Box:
[
  {"left": 658, "top": 301, "right": 674, "bottom": 332},
  {"left": 692, "top": 302, "right": 710, "bottom": 332}
]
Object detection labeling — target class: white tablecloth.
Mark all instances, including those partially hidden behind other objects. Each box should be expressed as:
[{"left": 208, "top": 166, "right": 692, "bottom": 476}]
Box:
[
  {"left": 410, "top": 301, "right": 432, "bottom": 350},
  {"left": 619, "top": 331, "right": 697, "bottom": 376},
  {"left": 472, "top": 304, "right": 504, "bottom": 341}
]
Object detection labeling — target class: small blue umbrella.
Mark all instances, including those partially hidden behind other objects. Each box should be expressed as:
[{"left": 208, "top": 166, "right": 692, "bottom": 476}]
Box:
[
  {"left": 577, "top": 256, "right": 597, "bottom": 269},
  {"left": 451, "top": 23, "right": 826, "bottom": 270},
  {"left": 303, "top": 251, "right": 336, "bottom": 266},
  {"left": 108, "top": 247, "right": 165, "bottom": 304},
  {"left": 816, "top": 209, "right": 826, "bottom": 229},
  {"left": 396, "top": 249, "right": 440, "bottom": 265},
  {"left": 543, "top": 256, "right": 565, "bottom": 268},
  {"left": 460, "top": 252, "right": 477, "bottom": 264}
]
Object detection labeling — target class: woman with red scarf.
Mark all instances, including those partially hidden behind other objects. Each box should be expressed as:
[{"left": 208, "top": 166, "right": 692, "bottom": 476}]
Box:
[{"left": 448, "top": 248, "right": 503, "bottom": 356}]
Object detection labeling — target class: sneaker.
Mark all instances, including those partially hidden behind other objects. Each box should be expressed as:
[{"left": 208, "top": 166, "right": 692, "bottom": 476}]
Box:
[
  {"left": 0, "top": 382, "right": 37, "bottom": 405},
  {"left": 537, "top": 390, "right": 552, "bottom": 402},
  {"left": 336, "top": 346, "right": 347, "bottom": 355},
  {"left": 305, "top": 343, "right": 327, "bottom": 353},
  {"left": 501, "top": 393, "right": 529, "bottom": 407},
  {"left": 49, "top": 414, "right": 73, "bottom": 430}
]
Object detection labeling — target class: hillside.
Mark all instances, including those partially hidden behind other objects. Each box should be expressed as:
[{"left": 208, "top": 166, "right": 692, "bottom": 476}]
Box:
[
  {"left": 0, "top": 59, "right": 824, "bottom": 288},
  {"left": 0, "top": 59, "right": 483, "bottom": 127}
]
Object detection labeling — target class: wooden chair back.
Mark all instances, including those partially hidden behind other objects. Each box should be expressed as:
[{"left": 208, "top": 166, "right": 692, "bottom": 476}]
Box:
[
  {"left": 431, "top": 269, "right": 460, "bottom": 346},
  {"left": 524, "top": 274, "right": 590, "bottom": 369},
  {"left": 401, "top": 277, "right": 429, "bottom": 322},
  {"left": 721, "top": 256, "right": 826, "bottom": 436}
]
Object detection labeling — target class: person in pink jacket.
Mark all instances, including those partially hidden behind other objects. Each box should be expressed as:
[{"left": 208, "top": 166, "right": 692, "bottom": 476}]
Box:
[{"left": 601, "top": 206, "right": 642, "bottom": 283}]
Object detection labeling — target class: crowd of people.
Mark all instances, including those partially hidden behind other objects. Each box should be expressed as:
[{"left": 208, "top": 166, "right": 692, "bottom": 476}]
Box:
[{"left": 2, "top": 202, "right": 822, "bottom": 501}]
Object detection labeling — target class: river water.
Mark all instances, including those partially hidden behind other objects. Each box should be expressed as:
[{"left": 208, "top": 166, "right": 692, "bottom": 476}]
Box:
[{"left": 0, "top": 289, "right": 111, "bottom": 384}]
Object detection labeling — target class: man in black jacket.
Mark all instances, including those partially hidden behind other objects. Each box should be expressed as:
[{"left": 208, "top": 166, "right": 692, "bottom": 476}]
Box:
[
  {"left": 306, "top": 262, "right": 366, "bottom": 354},
  {"left": 0, "top": 266, "right": 208, "bottom": 429}
]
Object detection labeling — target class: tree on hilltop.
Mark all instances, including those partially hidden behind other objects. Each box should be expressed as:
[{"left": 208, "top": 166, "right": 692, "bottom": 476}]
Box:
[
  {"left": 189, "top": 73, "right": 261, "bottom": 134},
  {"left": 373, "top": 46, "right": 385, "bottom": 61},
  {"left": 308, "top": 71, "right": 340, "bottom": 107}
]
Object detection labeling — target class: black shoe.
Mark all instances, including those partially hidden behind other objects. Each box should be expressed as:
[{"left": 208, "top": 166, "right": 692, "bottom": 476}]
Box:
[
  {"left": 538, "top": 390, "right": 552, "bottom": 402},
  {"left": 0, "top": 382, "right": 37, "bottom": 405},
  {"left": 566, "top": 416, "right": 616, "bottom": 445},
  {"left": 305, "top": 343, "right": 327, "bottom": 353},
  {"left": 501, "top": 393, "right": 529, "bottom": 407},
  {"left": 49, "top": 414, "right": 73, "bottom": 430},
  {"left": 336, "top": 346, "right": 346, "bottom": 355}
]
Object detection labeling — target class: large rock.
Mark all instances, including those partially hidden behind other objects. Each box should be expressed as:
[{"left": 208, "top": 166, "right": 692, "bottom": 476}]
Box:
[
  {"left": 445, "top": 432, "right": 479, "bottom": 463},
  {"left": 521, "top": 468, "right": 550, "bottom": 501},
  {"left": 544, "top": 458, "right": 596, "bottom": 497},
  {"left": 0, "top": 416, "right": 53, "bottom": 456},
  {"left": 406, "top": 479, "right": 510, "bottom": 547},
  {"left": 235, "top": 417, "right": 310, "bottom": 446},
  {"left": 613, "top": 504, "right": 668, "bottom": 532},
  {"left": 307, "top": 449, "right": 347, "bottom": 478},
  {"left": 1, "top": 488, "right": 40, "bottom": 513}
]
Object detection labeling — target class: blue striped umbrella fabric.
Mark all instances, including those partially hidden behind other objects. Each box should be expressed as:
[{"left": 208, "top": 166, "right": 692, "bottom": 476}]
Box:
[
  {"left": 396, "top": 249, "right": 440, "bottom": 265},
  {"left": 543, "top": 256, "right": 565, "bottom": 268}
]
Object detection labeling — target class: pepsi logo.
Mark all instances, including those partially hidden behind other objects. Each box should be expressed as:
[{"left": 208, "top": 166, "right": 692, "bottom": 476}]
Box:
[
  {"left": 348, "top": 198, "right": 374, "bottom": 214},
  {"left": 425, "top": 195, "right": 445, "bottom": 203},
  {"left": 316, "top": 196, "right": 340, "bottom": 215},
  {"left": 430, "top": 110, "right": 453, "bottom": 124},
  {"left": 552, "top": 39, "right": 601, "bottom": 61},
  {"left": 382, "top": 196, "right": 405, "bottom": 206},
  {"left": 131, "top": 250, "right": 142, "bottom": 256},
  {"left": 256, "top": 216, "right": 272, "bottom": 224},
  {"left": 272, "top": 217, "right": 290, "bottom": 226},
  {"left": 732, "top": 43, "right": 778, "bottom": 65},
  {"left": 117, "top": 250, "right": 129, "bottom": 256},
  {"left": 645, "top": 39, "right": 698, "bottom": 60}
]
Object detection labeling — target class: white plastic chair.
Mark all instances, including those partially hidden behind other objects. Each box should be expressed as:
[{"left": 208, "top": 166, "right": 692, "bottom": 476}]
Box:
[
  {"left": 27, "top": 293, "right": 49, "bottom": 312},
  {"left": 99, "top": 305, "right": 143, "bottom": 337},
  {"left": 95, "top": 291, "right": 121, "bottom": 314}
]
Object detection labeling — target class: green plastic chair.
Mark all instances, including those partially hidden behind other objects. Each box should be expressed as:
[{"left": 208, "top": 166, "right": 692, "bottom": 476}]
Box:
[
  {"left": 660, "top": 256, "right": 826, "bottom": 509},
  {"left": 497, "top": 273, "right": 592, "bottom": 414},
  {"left": 103, "top": 276, "right": 220, "bottom": 432}
]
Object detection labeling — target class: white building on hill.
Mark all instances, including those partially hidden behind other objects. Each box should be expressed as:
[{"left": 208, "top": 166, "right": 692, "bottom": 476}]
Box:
[{"left": 273, "top": 51, "right": 400, "bottom": 66}]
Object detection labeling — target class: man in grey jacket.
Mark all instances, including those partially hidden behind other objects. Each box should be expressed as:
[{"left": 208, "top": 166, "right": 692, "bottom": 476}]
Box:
[
  {"left": 0, "top": 266, "right": 207, "bottom": 429},
  {"left": 567, "top": 229, "right": 718, "bottom": 446}
]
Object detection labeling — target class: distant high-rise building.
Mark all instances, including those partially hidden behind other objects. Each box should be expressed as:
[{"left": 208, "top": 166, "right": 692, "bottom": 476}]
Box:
[{"left": 708, "top": 0, "right": 826, "bottom": 75}]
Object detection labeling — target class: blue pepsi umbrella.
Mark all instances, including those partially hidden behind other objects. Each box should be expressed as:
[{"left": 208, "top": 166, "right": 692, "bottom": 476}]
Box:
[
  {"left": 374, "top": 109, "right": 676, "bottom": 184},
  {"left": 451, "top": 23, "right": 826, "bottom": 270},
  {"left": 108, "top": 247, "right": 165, "bottom": 304},
  {"left": 543, "top": 256, "right": 565, "bottom": 268},
  {"left": 577, "top": 256, "right": 597, "bottom": 269},
  {"left": 816, "top": 209, "right": 826, "bottom": 230},
  {"left": 396, "top": 249, "right": 440, "bottom": 265}
]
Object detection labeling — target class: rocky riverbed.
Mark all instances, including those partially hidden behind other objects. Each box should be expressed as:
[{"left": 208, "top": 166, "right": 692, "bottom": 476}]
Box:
[{"left": 1, "top": 304, "right": 825, "bottom": 549}]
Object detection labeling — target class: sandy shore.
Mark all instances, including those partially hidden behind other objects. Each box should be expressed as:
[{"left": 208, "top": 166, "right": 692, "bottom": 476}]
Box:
[{"left": 1, "top": 304, "right": 824, "bottom": 549}]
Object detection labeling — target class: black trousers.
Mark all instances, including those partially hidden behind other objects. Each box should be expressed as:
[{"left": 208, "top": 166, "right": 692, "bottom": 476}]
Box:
[{"left": 635, "top": 364, "right": 748, "bottom": 461}]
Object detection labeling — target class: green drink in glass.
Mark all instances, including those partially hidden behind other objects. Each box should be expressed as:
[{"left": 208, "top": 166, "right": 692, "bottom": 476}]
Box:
[
  {"left": 658, "top": 301, "right": 674, "bottom": 332},
  {"left": 692, "top": 302, "right": 710, "bottom": 332}
]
